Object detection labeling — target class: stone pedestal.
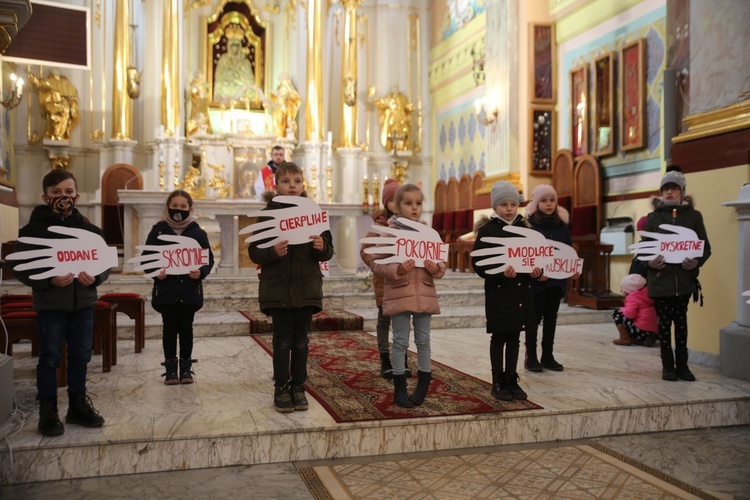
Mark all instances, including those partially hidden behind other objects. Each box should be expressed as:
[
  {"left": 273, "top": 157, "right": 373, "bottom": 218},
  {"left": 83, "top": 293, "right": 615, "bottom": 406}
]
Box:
[{"left": 720, "top": 184, "right": 750, "bottom": 380}]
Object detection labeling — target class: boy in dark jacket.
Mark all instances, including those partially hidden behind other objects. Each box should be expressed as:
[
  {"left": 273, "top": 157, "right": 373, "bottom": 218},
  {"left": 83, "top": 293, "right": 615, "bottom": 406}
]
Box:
[
  {"left": 644, "top": 166, "right": 711, "bottom": 381},
  {"left": 13, "top": 170, "right": 108, "bottom": 436},
  {"left": 249, "top": 162, "right": 334, "bottom": 413}
]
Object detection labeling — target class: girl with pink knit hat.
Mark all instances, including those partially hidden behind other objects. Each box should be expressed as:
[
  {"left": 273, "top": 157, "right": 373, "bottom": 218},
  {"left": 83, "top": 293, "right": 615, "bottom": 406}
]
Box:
[
  {"left": 524, "top": 184, "right": 573, "bottom": 372},
  {"left": 612, "top": 274, "right": 657, "bottom": 347}
]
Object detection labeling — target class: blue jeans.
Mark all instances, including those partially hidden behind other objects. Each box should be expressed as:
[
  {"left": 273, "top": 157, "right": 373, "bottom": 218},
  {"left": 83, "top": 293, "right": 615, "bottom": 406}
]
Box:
[
  {"left": 391, "top": 312, "right": 431, "bottom": 374},
  {"left": 36, "top": 309, "right": 94, "bottom": 399}
]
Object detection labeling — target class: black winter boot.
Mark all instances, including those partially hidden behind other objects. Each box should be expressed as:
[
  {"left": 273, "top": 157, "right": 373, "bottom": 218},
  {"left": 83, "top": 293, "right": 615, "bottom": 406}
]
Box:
[
  {"left": 66, "top": 393, "right": 105, "bottom": 428},
  {"left": 179, "top": 358, "right": 196, "bottom": 384},
  {"left": 38, "top": 396, "right": 64, "bottom": 437},
  {"left": 524, "top": 343, "right": 543, "bottom": 372},
  {"left": 291, "top": 385, "right": 309, "bottom": 411},
  {"left": 408, "top": 370, "right": 432, "bottom": 406},
  {"left": 274, "top": 382, "right": 294, "bottom": 413},
  {"left": 161, "top": 358, "right": 179, "bottom": 385},
  {"left": 675, "top": 347, "right": 696, "bottom": 381},
  {"left": 380, "top": 352, "right": 393, "bottom": 380},
  {"left": 505, "top": 372, "right": 528, "bottom": 400},
  {"left": 541, "top": 338, "right": 564, "bottom": 371},
  {"left": 393, "top": 374, "right": 413, "bottom": 408},
  {"left": 491, "top": 372, "right": 512, "bottom": 401},
  {"left": 404, "top": 353, "right": 412, "bottom": 378},
  {"left": 661, "top": 346, "right": 678, "bottom": 381}
]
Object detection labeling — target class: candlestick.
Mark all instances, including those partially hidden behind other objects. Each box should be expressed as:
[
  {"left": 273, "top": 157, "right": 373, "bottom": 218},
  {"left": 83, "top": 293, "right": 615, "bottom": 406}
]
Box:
[
  {"left": 373, "top": 174, "right": 380, "bottom": 210},
  {"left": 159, "top": 161, "right": 165, "bottom": 191},
  {"left": 326, "top": 166, "right": 333, "bottom": 203},
  {"left": 327, "top": 130, "right": 332, "bottom": 146},
  {"left": 309, "top": 164, "right": 318, "bottom": 202},
  {"left": 362, "top": 175, "right": 370, "bottom": 213},
  {"left": 173, "top": 161, "right": 180, "bottom": 188}
]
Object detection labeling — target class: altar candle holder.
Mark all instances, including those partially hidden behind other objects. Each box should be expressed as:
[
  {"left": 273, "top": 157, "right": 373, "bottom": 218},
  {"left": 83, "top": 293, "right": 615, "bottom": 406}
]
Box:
[
  {"left": 159, "top": 161, "right": 165, "bottom": 191},
  {"left": 362, "top": 175, "right": 370, "bottom": 213},
  {"left": 326, "top": 166, "right": 333, "bottom": 203},
  {"left": 309, "top": 164, "right": 318, "bottom": 202},
  {"left": 372, "top": 174, "right": 380, "bottom": 211}
]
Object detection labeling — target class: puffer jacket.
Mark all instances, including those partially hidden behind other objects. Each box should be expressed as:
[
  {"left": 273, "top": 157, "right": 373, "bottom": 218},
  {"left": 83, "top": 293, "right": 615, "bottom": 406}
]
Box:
[
  {"left": 644, "top": 196, "right": 711, "bottom": 298},
  {"left": 620, "top": 287, "right": 657, "bottom": 333},
  {"left": 371, "top": 216, "right": 445, "bottom": 316},
  {"left": 13, "top": 205, "right": 110, "bottom": 312},
  {"left": 249, "top": 191, "right": 334, "bottom": 315},
  {"left": 527, "top": 207, "right": 572, "bottom": 293},
  {"left": 360, "top": 209, "right": 388, "bottom": 307},
  {"left": 147, "top": 220, "right": 214, "bottom": 313},
  {"left": 472, "top": 214, "right": 538, "bottom": 334}
]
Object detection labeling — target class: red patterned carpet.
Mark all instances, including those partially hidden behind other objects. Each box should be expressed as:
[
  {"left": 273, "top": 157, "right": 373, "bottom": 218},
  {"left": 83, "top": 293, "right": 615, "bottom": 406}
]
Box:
[
  {"left": 240, "top": 308, "right": 364, "bottom": 334},
  {"left": 251, "top": 331, "right": 542, "bottom": 422}
]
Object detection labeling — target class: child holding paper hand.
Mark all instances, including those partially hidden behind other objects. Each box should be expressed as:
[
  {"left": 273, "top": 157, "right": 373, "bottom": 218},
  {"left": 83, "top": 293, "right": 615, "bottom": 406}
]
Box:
[
  {"left": 146, "top": 190, "right": 214, "bottom": 385},
  {"left": 249, "top": 162, "right": 334, "bottom": 413},
  {"left": 360, "top": 178, "right": 412, "bottom": 380},
  {"left": 524, "top": 184, "right": 573, "bottom": 372},
  {"left": 13, "top": 170, "right": 108, "bottom": 436},
  {"left": 472, "top": 181, "right": 543, "bottom": 401},
  {"left": 643, "top": 166, "right": 711, "bottom": 381},
  {"left": 371, "top": 184, "right": 445, "bottom": 408}
]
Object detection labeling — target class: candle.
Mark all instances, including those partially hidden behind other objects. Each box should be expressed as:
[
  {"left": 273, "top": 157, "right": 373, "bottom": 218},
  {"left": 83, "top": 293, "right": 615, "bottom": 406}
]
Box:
[{"left": 327, "top": 131, "right": 332, "bottom": 146}]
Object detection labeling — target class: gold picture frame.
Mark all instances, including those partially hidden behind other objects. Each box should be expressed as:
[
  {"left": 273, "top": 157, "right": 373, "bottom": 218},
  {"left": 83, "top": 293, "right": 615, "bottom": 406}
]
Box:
[
  {"left": 619, "top": 38, "right": 646, "bottom": 151},
  {"left": 593, "top": 52, "right": 615, "bottom": 157},
  {"left": 569, "top": 64, "right": 589, "bottom": 158},
  {"left": 529, "top": 105, "right": 556, "bottom": 175},
  {"left": 529, "top": 23, "right": 556, "bottom": 104}
]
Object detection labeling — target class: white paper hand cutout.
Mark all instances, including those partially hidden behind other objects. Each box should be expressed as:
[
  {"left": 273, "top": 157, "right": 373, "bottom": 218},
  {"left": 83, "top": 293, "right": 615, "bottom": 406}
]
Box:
[
  {"left": 629, "top": 224, "right": 705, "bottom": 264},
  {"left": 6, "top": 226, "right": 118, "bottom": 280},
  {"left": 543, "top": 240, "right": 584, "bottom": 279},
  {"left": 470, "top": 225, "right": 555, "bottom": 275},
  {"left": 240, "top": 196, "right": 331, "bottom": 248},
  {"left": 127, "top": 234, "right": 210, "bottom": 278},
  {"left": 743, "top": 290, "right": 750, "bottom": 305},
  {"left": 360, "top": 217, "right": 447, "bottom": 267}
]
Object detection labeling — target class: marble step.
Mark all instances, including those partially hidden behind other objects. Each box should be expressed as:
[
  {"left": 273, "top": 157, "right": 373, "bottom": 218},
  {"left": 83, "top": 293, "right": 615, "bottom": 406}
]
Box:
[{"left": 113, "top": 304, "right": 614, "bottom": 340}]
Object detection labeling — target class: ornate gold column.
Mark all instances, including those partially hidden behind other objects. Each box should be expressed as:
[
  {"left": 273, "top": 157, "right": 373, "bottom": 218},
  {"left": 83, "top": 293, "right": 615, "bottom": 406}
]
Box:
[
  {"left": 305, "top": 0, "right": 324, "bottom": 141},
  {"left": 339, "top": 0, "right": 362, "bottom": 147},
  {"left": 112, "top": 0, "right": 132, "bottom": 139},
  {"left": 161, "top": 0, "right": 180, "bottom": 136}
]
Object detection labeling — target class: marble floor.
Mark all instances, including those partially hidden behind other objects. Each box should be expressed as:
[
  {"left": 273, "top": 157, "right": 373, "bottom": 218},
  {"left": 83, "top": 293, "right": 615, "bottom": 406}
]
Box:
[{"left": 2, "top": 321, "right": 750, "bottom": 490}]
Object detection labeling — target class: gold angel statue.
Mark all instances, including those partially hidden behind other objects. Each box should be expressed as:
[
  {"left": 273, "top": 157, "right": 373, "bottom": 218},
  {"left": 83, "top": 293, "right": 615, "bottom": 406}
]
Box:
[
  {"left": 375, "top": 86, "right": 414, "bottom": 152},
  {"left": 187, "top": 71, "right": 211, "bottom": 136},
  {"left": 27, "top": 71, "right": 80, "bottom": 142},
  {"left": 270, "top": 73, "right": 301, "bottom": 139}
]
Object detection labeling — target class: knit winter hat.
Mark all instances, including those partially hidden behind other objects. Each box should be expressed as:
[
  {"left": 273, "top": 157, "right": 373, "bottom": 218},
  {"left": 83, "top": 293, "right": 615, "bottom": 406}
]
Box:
[
  {"left": 660, "top": 167, "right": 686, "bottom": 193},
  {"left": 491, "top": 181, "right": 520, "bottom": 209},
  {"left": 381, "top": 178, "right": 399, "bottom": 207},
  {"left": 620, "top": 274, "right": 646, "bottom": 294},
  {"left": 525, "top": 184, "right": 557, "bottom": 216}
]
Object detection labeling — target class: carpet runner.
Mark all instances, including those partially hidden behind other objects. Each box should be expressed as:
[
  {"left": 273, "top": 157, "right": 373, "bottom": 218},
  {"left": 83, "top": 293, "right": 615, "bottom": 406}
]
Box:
[
  {"left": 251, "top": 330, "right": 542, "bottom": 422},
  {"left": 240, "top": 308, "right": 364, "bottom": 334}
]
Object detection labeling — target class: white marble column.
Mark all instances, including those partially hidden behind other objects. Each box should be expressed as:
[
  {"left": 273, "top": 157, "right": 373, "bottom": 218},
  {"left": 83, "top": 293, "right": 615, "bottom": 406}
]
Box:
[
  {"left": 720, "top": 183, "right": 750, "bottom": 381},
  {"left": 333, "top": 147, "right": 364, "bottom": 272},
  {"left": 215, "top": 214, "right": 237, "bottom": 275}
]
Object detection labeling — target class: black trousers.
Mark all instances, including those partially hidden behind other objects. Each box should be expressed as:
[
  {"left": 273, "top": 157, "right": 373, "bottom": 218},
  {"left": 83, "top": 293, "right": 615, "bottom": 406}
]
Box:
[
  {"left": 526, "top": 286, "right": 565, "bottom": 354},
  {"left": 653, "top": 295, "right": 691, "bottom": 349},
  {"left": 160, "top": 304, "right": 197, "bottom": 359},
  {"left": 269, "top": 306, "right": 314, "bottom": 387},
  {"left": 490, "top": 331, "right": 520, "bottom": 375}
]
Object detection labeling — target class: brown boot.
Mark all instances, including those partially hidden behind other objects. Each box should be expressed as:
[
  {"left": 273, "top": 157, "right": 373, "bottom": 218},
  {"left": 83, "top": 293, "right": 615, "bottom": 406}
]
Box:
[{"left": 612, "top": 323, "right": 632, "bottom": 346}]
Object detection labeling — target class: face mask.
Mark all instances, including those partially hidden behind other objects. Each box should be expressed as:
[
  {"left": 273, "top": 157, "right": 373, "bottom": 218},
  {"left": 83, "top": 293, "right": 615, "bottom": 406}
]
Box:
[
  {"left": 168, "top": 208, "right": 191, "bottom": 222},
  {"left": 662, "top": 197, "right": 680, "bottom": 206},
  {"left": 47, "top": 195, "right": 76, "bottom": 216}
]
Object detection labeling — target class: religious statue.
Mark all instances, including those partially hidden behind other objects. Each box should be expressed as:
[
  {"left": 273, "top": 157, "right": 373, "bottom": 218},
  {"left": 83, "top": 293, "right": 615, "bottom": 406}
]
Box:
[
  {"left": 213, "top": 23, "right": 257, "bottom": 104},
  {"left": 27, "top": 71, "right": 80, "bottom": 142},
  {"left": 126, "top": 67, "right": 142, "bottom": 99},
  {"left": 187, "top": 71, "right": 211, "bottom": 136},
  {"left": 375, "top": 86, "right": 414, "bottom": 152},
  {"left": 270, "top": 73, "right": 301, "bottom": 139}
]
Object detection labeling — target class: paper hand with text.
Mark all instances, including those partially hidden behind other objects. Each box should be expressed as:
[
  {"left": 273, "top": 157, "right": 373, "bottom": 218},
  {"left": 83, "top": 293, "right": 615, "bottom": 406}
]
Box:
[
  {"left": 360, "top": 217, "right": 448, "bottom": 267},
  {"left": 239, "top": 196, "right": 331, "bottom": 248},
  {"left": 629, "top": 224, "right": 705, "bottom": 264},
  {"left": 542, "top": 239, "right": 584, "bottom": 279},
  {"left": 128, "top": 235, "right": 209, "bottom": 278},
  {"left": 6, "top": 226, "right": 118, "bottom": 280},
  {"left": 743, "top": 290, "right": 750, "bottom": 305},
  {"left": 470, "top": 225, "right": 560, "bottom": 275}
]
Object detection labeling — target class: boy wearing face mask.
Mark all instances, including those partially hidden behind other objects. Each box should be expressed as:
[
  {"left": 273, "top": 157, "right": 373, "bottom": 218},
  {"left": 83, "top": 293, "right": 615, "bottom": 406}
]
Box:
[
  {"left": 146, "top": 190, "right": 214, "bottom": 385},
  {"left": 13, "top": 170, "right": 109, "bottom": 437}
]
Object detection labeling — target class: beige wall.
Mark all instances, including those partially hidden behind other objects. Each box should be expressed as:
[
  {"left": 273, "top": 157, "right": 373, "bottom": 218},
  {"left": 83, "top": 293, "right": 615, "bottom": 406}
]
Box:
[{"left": 431, "top": 1, "right": 448, "bottom": 48}]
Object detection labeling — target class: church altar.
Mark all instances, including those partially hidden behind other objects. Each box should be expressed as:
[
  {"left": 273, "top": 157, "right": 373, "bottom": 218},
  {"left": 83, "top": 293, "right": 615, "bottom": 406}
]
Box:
[{"left": 117, "top": 190, "right": 364, "bottom": 275}]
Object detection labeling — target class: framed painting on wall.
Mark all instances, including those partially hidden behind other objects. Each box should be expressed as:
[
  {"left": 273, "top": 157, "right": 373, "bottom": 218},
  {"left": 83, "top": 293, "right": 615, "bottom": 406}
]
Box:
[
  {"left": 620, "top": 38, "right": 645, "bottom": 151},
  {"left": 529, "top": 23, "right": 555, "bottom": 104},
  {"left": 529, "top": 105, "right": 555, "bottom": 175},
  {"left": 593, "top": 52, "right": 615, "bottom": 157},
  {"left": 569, "top": 64, "right": 589, "bottom": 158}
]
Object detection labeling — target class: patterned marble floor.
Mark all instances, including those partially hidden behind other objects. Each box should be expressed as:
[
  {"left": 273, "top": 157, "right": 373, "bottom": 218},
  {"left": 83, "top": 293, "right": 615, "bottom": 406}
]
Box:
[{"left": 2, "top": 321, "right": 750, "bottom": 487}]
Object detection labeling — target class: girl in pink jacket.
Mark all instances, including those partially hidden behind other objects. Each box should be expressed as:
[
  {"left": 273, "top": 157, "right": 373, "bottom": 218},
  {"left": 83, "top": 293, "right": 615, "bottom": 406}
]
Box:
[
  {"left": 612, "top": 274, "right": 658, "bottom": 347},
  {"left": 372, "top": 184, "right": 446, "bottom": 409}
]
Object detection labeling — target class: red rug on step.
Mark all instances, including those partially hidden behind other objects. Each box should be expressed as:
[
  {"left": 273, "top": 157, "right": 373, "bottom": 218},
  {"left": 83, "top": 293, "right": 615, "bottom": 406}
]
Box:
[
  {"left": 250, "top": 330, "right": 543, "bottom": 422},
  {"left": 240, "top": 308, "right": 364, "bottom": 334}
]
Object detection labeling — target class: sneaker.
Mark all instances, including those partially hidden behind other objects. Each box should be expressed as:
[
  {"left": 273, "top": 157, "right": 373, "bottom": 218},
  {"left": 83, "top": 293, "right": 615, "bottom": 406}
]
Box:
[
  {"left": 506, "top": 373, "right": 528, "bottom": 400},
  {"left": 274, "top": 385, "right": 294, "bottom": 413},
  {"left": 291, "top": 385, "right": 309, "bottom": 411}
]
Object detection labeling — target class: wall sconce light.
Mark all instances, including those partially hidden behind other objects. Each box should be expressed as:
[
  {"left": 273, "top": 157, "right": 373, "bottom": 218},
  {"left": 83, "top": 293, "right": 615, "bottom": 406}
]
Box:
[
  {"left": 471, "top": 43, "right": 486, "bottom": 87},
  {"left": 474, "top": 97, "right": 498, "bottom": 127},
  {"left": 1, "top": 72, "right": 24, "bottom": 109}
]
